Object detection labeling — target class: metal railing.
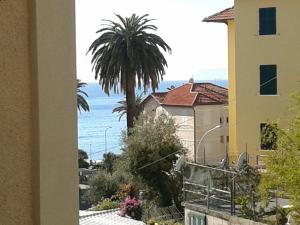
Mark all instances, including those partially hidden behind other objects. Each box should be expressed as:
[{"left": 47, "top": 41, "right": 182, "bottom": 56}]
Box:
[{"left": 183, "top": 162, "right": 237, "bottom": 215}]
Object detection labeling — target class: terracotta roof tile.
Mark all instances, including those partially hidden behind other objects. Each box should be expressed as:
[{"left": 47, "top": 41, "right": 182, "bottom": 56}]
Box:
[
  {"left": 144, "top": 83, "right": 228, "bottom": 107},
  {"left": 152, "top": 92, "right": 168, "bottom": 103},
  {"left": 161, "top": 83, "right": 197, "bottom": 106},
  {"left": 203, "top": 7, "right": 234, "bottom": 23}
]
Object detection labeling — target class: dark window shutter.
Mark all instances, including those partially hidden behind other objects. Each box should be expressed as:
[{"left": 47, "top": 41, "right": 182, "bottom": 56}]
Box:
[
  {"left": 259, "top": 7, "right": 276, "bottom": 35},
  {"left": 260, "top": 65, "right": 277, "bottom": 95}
]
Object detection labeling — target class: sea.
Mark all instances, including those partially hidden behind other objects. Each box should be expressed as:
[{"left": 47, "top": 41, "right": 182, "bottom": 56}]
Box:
[{"left": 78, "top": 80, "right": 228, "bottom": 160}]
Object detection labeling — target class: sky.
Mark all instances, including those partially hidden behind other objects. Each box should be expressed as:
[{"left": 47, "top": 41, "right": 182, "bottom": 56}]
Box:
[{"left": 75, "top": 0, "right": 234, "bottom": 82}]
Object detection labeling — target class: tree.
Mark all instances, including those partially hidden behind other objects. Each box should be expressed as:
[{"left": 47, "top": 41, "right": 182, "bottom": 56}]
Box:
[
  {"left": 77, "top": 79, "right": 90, "bottom": 112},
  {"left": 260, "top": 92, "right": 300, "bottom": 215},
  {"left": 121, "top": 114, "right": 184, "bottom": 207},
  {"left": 78, "top": 149, "right": 89, "bottom": 168},
  {"left": 88, "top": 14, "right": 171, "bottom": 131},
  {"left": 100, "top": 152, "right": 119, "bottom": 175},
  {"left": 112, "top": 94, "right": 143, "bottom": 121}
]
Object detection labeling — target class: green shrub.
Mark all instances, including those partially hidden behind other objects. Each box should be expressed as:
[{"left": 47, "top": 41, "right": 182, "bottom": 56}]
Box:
[
  {"left": 87, "top": 171, "right": 119, "bottom": 204},
  {"left": 94, "top": 199, "right": 119, "bottom": 211}
]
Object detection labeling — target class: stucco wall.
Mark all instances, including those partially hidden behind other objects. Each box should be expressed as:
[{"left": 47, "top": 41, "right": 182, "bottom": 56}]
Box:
[
  {"left": 234, "top": 0, "right": 300, "bottom": 165},
  {"left": 194, "top": 105, "right": 228, "bottom": 165},
  {"left": 0, "top": 0, "right": 79, "bottom": 225},
  {"left": 185, "top": 205, "right": 266, "bottom": 225},
  {"left": 163, "top": 106, "right": 195, "bottom": 158},
  {"left": 143, "top": 97, "right": 160, "bottom": 117},
  {"left": 227, "top": 20, "right": 237, "bottom": 163},
  {"left": 143, "top": 100, "right": 229, "bottom": 162},
  {"left": 0, "top": 0, "right": 33, "bottom": 224}
]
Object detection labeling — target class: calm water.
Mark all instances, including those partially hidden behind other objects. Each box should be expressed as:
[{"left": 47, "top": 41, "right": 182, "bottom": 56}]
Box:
[{"left": 78, "top": 80, "right": 228, "bottom": 160}]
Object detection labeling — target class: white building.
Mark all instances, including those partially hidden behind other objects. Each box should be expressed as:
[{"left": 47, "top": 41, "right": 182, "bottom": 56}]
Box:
[{"left": 142, "top": 82, "right": 229, "bottom": 165}]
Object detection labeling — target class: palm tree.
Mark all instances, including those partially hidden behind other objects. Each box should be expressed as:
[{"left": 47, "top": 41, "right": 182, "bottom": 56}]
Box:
[
  {"left": 77, "top": 79, "right": 90, "bottom": 112},
  {"left": 112, "top": 94, "right": 143, "bottom": 121},
  {"left": 88, "top": 14, "right": 171, "bottom": 131}
]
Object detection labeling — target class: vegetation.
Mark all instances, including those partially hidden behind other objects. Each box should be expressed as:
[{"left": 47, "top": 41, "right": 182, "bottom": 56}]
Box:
[
  {"left": 77, "top": 79, "right": 90, "bottom": 112},
  {"left": 94, "top": 199, "right": 119, "bottom": 211},
  {"left": 78, "top": 149, "right": 89, "bottom": 168},
  {"left": 88, "top": 14, "right": 171, "bottom": 131},
  {"left": 259, "top": 92, "right": 300, "bottom": 216},
  {"left": 87, "top": 171, "right": 120, "bottom": 204},
  {"left": 120, "top": 196, "right": 143, "bottom": 220},
  {"left": 261, "top": 123, "right": 279, "bottom": 150},
  {"left": 112, "top": 94, "right": 143, "bottom": 121},
  {"left": 120, "top": 114, "right": 184, "bottom": 207},
  {"left": 234, "top": 166, "right": 262, "bottom": 221},
  {"left": 85, "top": 114, "right": 185, "bottom": 218},
  {"left": 98, "top": 152, "right": 119, "bottom": 175}
]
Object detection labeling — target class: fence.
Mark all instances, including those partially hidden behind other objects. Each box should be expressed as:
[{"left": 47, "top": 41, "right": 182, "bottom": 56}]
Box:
[{"left": 183, "top": 162, "right": 238, "bottom": 215}]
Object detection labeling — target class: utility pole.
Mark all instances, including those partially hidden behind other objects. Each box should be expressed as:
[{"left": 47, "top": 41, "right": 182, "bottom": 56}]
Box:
[
  {"left": 195, "top": 124, "right": 222, "bottom": 163},
  {"left": 104, "top": 126, "right": 112, "bottom": 154}
]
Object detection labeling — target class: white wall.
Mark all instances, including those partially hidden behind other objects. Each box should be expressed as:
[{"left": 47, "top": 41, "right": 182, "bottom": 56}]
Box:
[{"left": 194, "top": 105, "right": 229, "bottom": 165}]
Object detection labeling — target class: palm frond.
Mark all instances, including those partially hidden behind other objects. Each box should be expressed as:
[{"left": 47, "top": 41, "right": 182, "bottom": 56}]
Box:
[{"left": 77, "top": 79, "right": 90, "bottom": 112}]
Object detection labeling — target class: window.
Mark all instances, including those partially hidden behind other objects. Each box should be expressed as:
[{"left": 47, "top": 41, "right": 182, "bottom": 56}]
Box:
[
  {"left": 227, "top": 136, "right": 229, "bottom": 143},
  {"left": 188, "top": 213, "right": 206, "bottom": 225},
  {"left": 220, "top": 117, "right": 223, "bottom": 124},
  {"left": 220, "top": 136, "right": 224, "bottom": 143},
  {"left": 260, "top": 65, "right": 277, "bottom": 95},
  {"left": 259, "top": 7, "right": 276, "bottom": 35},
  {"left": 226, "top": 117, "right": 229, "bottom": 123},
  {"left": 261, "top": 123, "right": 278, "bottom": 150}
]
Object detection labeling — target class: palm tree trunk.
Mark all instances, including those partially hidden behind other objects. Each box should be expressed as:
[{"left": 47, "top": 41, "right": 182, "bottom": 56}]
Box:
[{"left": 125, "top": 75, "right": 136, "bottom": 133}]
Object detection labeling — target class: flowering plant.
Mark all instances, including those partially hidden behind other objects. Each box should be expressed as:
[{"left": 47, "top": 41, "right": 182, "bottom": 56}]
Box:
[{"left": 120, "top": 196, "right": 143, "bottom": 220}]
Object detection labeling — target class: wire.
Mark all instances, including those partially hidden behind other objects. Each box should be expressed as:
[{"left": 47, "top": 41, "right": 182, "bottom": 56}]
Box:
[{"left": 137, "top": 143, "right": 194, "bottom": 170}]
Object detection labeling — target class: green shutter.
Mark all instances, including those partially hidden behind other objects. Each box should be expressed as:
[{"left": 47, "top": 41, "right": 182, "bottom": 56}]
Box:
[
  {"left": 259, "top": 7, "right": 276, "bottom": 35},
  {"left": 260, "top": 65, "right": 277, "bottom": 95}
]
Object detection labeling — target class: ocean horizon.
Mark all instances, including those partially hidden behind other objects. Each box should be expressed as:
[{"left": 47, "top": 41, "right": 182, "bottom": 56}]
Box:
[{"left": 78, "top": 79, "right": 228, "bottom": 160}]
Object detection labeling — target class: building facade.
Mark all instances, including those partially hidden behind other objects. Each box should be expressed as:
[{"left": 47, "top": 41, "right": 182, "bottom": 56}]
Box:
[
  {"left": 0, "top": 1, "right": 79, "bottom": 225},
  {"left": 142, "top": 82, "right": 228, "bottom": 165},
  {"left": 204, "top": 0, "right": 300, "bottom": 166}
]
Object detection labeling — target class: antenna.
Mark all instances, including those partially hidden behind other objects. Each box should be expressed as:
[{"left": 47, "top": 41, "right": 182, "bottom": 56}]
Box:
[
  {"left": 237, "top": 152, "right": 248, "bottom": 170},
  {"left": 174, "top": 155, "right": 186, "bottom": 171}
]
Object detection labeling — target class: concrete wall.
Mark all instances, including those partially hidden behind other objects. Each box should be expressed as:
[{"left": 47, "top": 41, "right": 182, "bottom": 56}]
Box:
[
  {"left": 232, "top": 0, "right": 300, "bottom": 165},
  {"left": 194, "top": 105, "right": 228, "bottom": 165},
  {"left": 0, "top": 0, "right": 79, "bottom": 224},
  {"left": 185, "top": 204, "right": 266, "bottom": 225}
]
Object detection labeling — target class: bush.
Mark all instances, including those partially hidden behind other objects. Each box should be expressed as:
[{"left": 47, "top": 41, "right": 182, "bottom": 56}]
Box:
[
  {"left": 94, "top": 199, "right": 119, "bottom": 211},
  {"left": 87, "top": 171, "right": 119, "bottom": 204},
  {"left": 121, "top": 114, "right": 185, "bottom": 207},
  {"left": 120, "top": 197, "right": 143, "bottom": 220},
  {"left": 116, "top": 183, "right": 138, "bottom": 201},
  {"left": 78, "top": 149, "right": 89, "bottom": 168}
]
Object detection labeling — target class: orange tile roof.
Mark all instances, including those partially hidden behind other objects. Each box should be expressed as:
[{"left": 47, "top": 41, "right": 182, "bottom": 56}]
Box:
[
  {"left": 203, "top": 7, "right": 234, "bottom": 23},
  {"left": 145, "top": 83, "right": 228, "bottom": 107}
]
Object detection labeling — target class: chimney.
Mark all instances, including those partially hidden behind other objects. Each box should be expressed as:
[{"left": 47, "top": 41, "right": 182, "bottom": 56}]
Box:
[{"left": 189, "top": 77, "right": 194, "bottom": 83}]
